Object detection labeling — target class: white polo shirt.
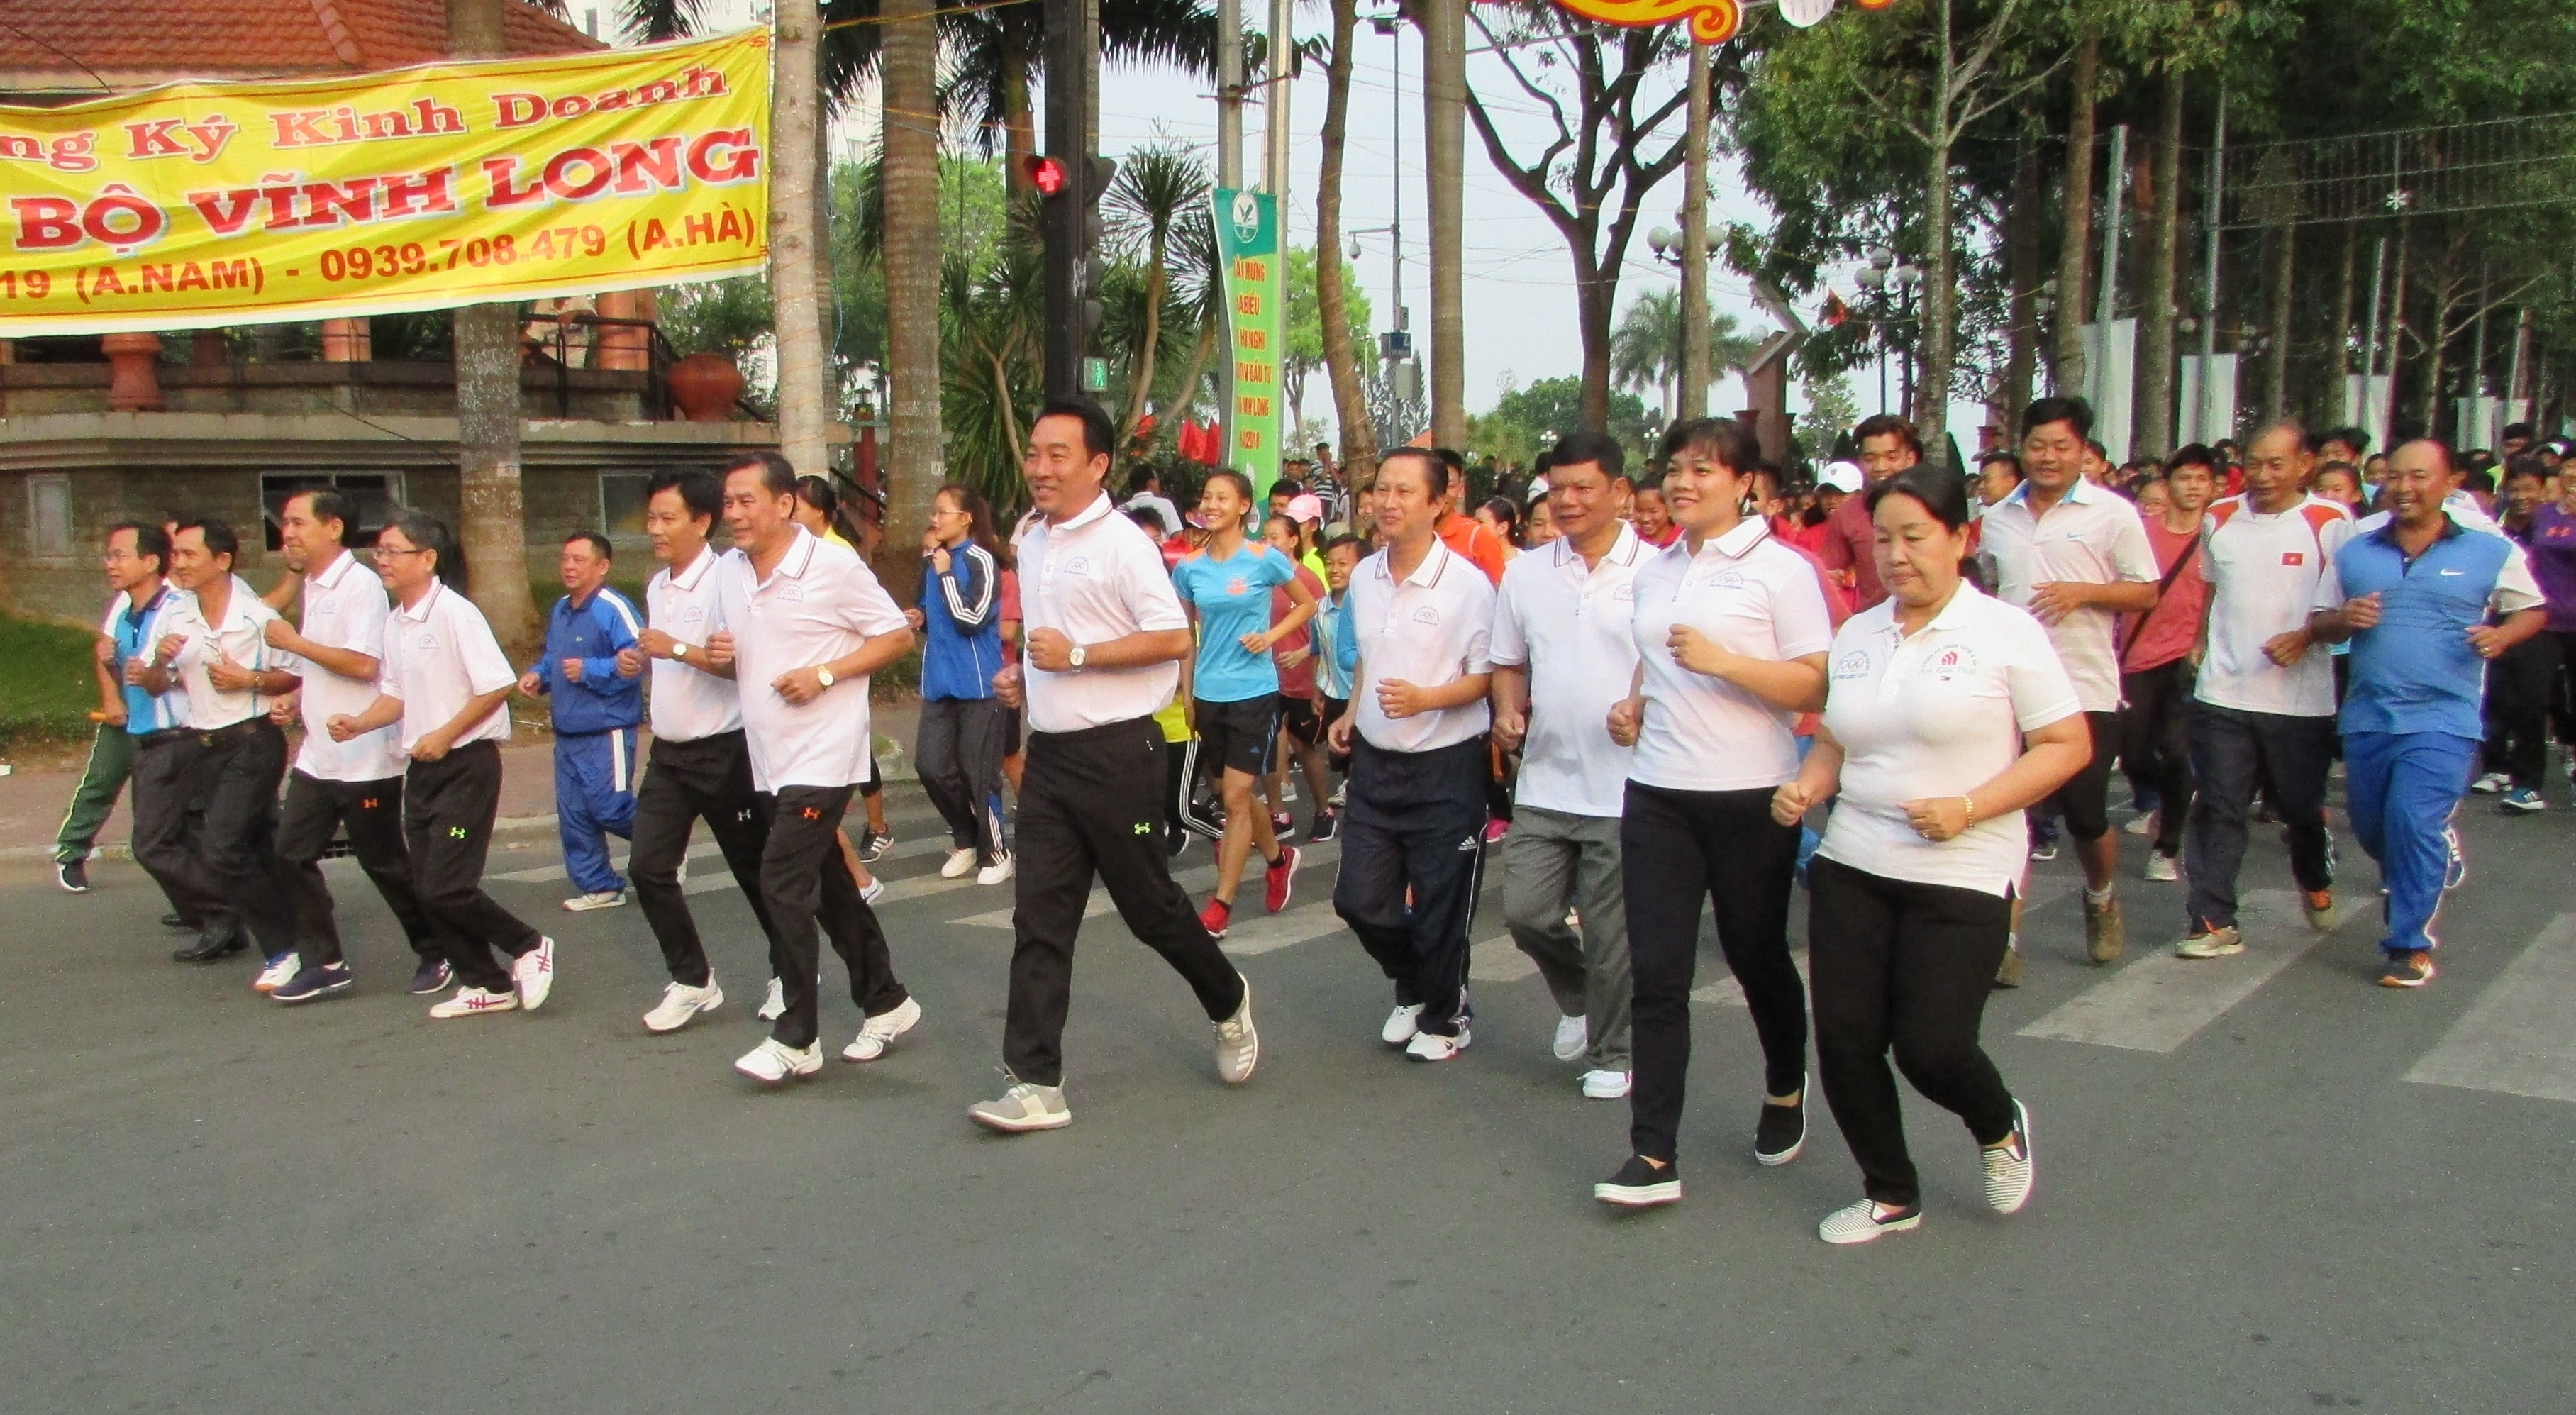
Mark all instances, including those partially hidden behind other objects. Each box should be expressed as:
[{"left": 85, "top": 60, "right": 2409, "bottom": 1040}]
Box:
[
  {"left": 1817, "top": 584, "right": 2084, "bottom": 897},
  {"left": 716, "top": 526, "right": 907, "bottom": 792},
  {"left": 1978, "top": 475, "right": 2160, "bottom": 714},
  {"left": 379, "top": 580, "right": 517, "bottom": 755},
  {"left": 1628, "top": 519, "right": 1835, "bottom": 793},
  {"left": 1348, "top": 536, "right": 1496, "bottom": 753},
  {"left": 289, "top": 550, "right": 403, "bottom": 782},
  {"left": 159, "top": 574, "right": 284, "bottom": 731},
  {"left": 1489, "top": 523, "right": 1644, "bottom": 817},
  {"left": 645, "top": 545, "right": 743, "bottom": 743},
  {"left": 2194, "top": 494, "right": 2355, "bottom": 718},
  {"left": 1014, "top": 489, "right": 1188, "bottom": 735}
]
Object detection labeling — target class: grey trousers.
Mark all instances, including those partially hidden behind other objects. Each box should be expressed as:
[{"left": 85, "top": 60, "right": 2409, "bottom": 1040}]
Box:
[{"left": 1502, "top": 804, "right": 1633, "bottom": 1071}]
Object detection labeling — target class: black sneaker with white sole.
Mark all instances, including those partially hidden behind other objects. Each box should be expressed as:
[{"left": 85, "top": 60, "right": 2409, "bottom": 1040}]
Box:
[
  {"left": 55, "top": 859, "right": 89, "bottom": 893},
  {"left": 1755, "top": 1089, "right": 1807, "bottom": 1167},
  {"left": 1593, "top": 1155, "right": 1682, "bottom": 1208},
  {"left": 407, "top": 958, "right": 455, "bottom": 995}
]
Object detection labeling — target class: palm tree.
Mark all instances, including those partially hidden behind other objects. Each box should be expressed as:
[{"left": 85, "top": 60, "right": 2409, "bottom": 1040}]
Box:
[
  {"left": 880, "top": 0, "right": 945, "bottom": 599},
  {"left": 1106, "top": 143, "right": 1214, "bottom": 439},
  {"left": 940, "top": 242, "right": 1046, "bottom": 510},
  {"left": 942, "top": 0, "right": 1218, "bottom": 189},
  {"left": 772, "top": 0, "right": 830, "bottom": 477},
  {"left": 451, "top": 0, "right": 539, "bottom": 657},
  {"left": 1316, "top": 0, "right": 1380, "bottom": 487},
  {"left": 1611, "top": 290, "right": 1763, "bottom": 421},
  {"left": 1420, "top": 0, "right": 1468, "bottom": 448}
]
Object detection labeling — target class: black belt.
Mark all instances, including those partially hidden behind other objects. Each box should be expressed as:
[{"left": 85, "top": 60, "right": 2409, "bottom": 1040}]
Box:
[
  {"left": 133, "top": 727, "right": 197, "bottom": 750},
  {"left": 192, "top": 718, "right": 273, "bottom": 750}
]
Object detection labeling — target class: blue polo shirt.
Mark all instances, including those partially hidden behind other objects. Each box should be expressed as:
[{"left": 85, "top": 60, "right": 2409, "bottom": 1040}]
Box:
[
  {"left": 2326, "top": 517, "right": 2539, "bottom": 741},
  {"left": 1171, "top": 541, "right": 1297, "bottom": 704}
]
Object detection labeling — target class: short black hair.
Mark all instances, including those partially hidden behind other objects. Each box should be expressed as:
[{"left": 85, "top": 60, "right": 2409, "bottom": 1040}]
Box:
[
  {"left": 648, "top": 469, "right": 722, "bottom": 523},
  {"left": 284, "top": 485, "right": 353, "bottom": 533},
  {"left": 1124, "top": 506, "right": 1167, "bottom": 536},
  {"left": 1975, "top": 450, "right": 2024, "bottom": 480},
  {"left": 1433, "top": 448, "right": 1466, "bottom": 477},
  {"left": 1379, "top": 447, "right": 1449, "bottom": 499},
  {"left": 1547, "top": 431, "right": 1628, "bottom": 483},
  {"left": 1661, "top": 416, "right": 1761, "bottom": 475},
  {"left": 108, "top": 521, "right": 170, "bottom": 575},
  {"left": 2167, "top": 443, "right": 2221, "bottom": 473},
  {"left": 1272, "top": 480, "right": 1306, "bottom": 499},
  {"left": 564, "top": 531, "right": 613, "bottom": 560},
  {"left": 2322, "top": 426, "right": 2372, "bottom": 454},
  {"left": 386, "top": 509, "right": 455, "bottom": 579},
  {"left": 721, "top": 449, "right": 799, "bottom": 496},
  {"left": 2394, "top": 436, "right": 2458, "bottom": 475},
  {"left": 2503, "top": 421, "right": 2536, "bottom": 442},
  {"left": 1866, "top": 463, "right": 1975, "bottom": 533},
  {"left": 2022, "top": 396, "right": 2096, "bottom": 441},
  {"left": 1036, "top": 396, "right": 1116, "bottom": 462},
  {"left": 1323, "top": 533, "right": 1365, "bottom": 556},
  {"left": 1851, "top": 414, "right": 1923, "bottom": 457},
  {"left": 1125, "top": 466, "right": 1160, "bottom": 496},
  {"left": 2502, "top": 454, "right": 2548, "bottom": 485},
  {"left": 174, "top": 516, "right": 239, "bottom": 565}
]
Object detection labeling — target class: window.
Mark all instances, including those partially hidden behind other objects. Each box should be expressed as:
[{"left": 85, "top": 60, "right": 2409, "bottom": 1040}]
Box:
[
  {"left": 28, "top": 475, "right": 71, "bottom": 557},
  {"left": 600, "top": 471, "right": 654, "bottom": 537},
  {"left": 261, "top": 473, "right": 402, "bottom": 550}
]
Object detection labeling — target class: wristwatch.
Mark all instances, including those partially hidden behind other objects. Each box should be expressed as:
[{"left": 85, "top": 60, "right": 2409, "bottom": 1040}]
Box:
[
  {"left": 1067, "top": 644, "right": 1088, "bottom": 671},
  {"left": 816, "top": 666, "right": 835, "bottom": 689},
  {"left": 673, "top": 642, "right": 689, "bottom": 660}
]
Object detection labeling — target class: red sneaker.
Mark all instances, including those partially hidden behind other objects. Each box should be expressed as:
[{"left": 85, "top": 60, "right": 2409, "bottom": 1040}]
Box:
[
  {"left": 1199, "top": 897, "right": 1232, "bottom": 939},
  {"left": 1265, "top": 845, "right": 1301, "bottom": 913}
]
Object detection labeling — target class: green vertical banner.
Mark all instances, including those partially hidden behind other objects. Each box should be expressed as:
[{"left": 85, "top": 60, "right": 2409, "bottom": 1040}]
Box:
[{"left": 1213, "top": 188, "right": 1282, "bottom": 499}]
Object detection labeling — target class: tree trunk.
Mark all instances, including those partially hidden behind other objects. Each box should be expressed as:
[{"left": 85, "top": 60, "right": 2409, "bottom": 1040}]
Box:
[
  {"left": 1420, "top": 0, "right": 1467, "bottom": 449},
  {"left": 1914, "top": 0, "right": 1958, "bottom": 462},
  {"left": 1123, "top": 231, "right": 1168, "bottom": 437},
  {"left": 2384, "top": 216, "right": 2410, "bottom": 440},
  {"left": 1677, "top": 41, "right": 1711, "bottom": 420},
  {"left": 2003, "top": 118, "right": 2044, "bottom": 431},
  {"left": 879, "top": 0, "right": 945, "bottom": 601},
  {"left": 2052, "top": 25, "right": 2099, "bottom": 394},
  {"left": 2327, "top": 222, "right": 2355, "bottom": 423},
  {"left": 1002, "top": 38, "right": 1036, "bottom": 194},
  {"left": 1316, "top": 0, "right": 1379, "bottom": 484},
  {"left": 2135, "top": 67, "right": 2184, "bottom": 460},
  {"left": 1577, "top": 253, "right": 1616, "bottom": 433},
  {"left": 2263, "top": 221, "right": 2294, "bottom": 419},
  {"left": 447, "top": 0, "right": 536, "bottom": 659},
  {"left": 771, "top": 0, "right": 828, "bottom": 480}
]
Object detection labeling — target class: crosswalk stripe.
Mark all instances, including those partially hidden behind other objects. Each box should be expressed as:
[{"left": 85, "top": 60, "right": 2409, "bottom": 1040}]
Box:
[
  {"left": 2017, "top": 889, "right": 2324, "bottom": 1053},
  {"left": 489, "top": 826, "right": 952, "bottom": 885},
  {"left": 954, "top": 843, "right": 1348, "bottom": 928},
  {"left": 2404, "top": 913, "right": 2576, "bottom": 1104}
]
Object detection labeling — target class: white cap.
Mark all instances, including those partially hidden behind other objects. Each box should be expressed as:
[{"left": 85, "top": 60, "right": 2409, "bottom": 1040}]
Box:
[{"left": 1817, "top": 460, "right": 1865, "bottom": 494}]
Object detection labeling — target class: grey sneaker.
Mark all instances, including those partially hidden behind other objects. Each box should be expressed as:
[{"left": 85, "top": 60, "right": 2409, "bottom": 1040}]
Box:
[
  {"left": 1214, "top": 977, "right": 1258, "bottom": 1084},
  {"left": 2175, "top": 925, "right": 2244, "bottom": 959},
  {"left": 1982, "top": 1099, "right": 2034, "bottom": 1214},
  {"left": 2084, "top": 891, "right": 2125, "bottom": 965},
  {"left": 970, "top": 1080, "right": 1072, "bottom": 1133}
]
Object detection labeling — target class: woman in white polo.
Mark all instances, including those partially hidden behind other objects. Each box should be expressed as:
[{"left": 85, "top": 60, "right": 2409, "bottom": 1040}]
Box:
[
  {"left": 1771, "top": 466, "right": 2092, "bottom": 1244},
  {"left": 1592, "top": 417, "right": 1833, "bottom": 1210}
]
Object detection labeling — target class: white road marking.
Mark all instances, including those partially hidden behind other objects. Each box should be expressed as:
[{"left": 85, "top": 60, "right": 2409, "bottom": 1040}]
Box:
[
  {"left": 2018, "top": 890, "right": 2326, "bottom": 1053},
  {"left": 2405, "top": 914, "right": 2576, "bottom": 1104}
]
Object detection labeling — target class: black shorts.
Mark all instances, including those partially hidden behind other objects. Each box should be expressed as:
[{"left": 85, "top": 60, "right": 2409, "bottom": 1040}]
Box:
[
  {"left": 2041, "top": 710, "right": 2121, "bottom": 842},
  {"left": 1195, "top": 694, "right": 1280, "bottom": 777},
  {"left": 1279, "top": 694, "right": 1321, "bottom": 748}
]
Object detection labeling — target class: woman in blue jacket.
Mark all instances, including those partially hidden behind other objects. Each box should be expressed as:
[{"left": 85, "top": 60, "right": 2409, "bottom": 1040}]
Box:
[{"left": 908, "top": 484, "right": 1014, "bottom": 885}]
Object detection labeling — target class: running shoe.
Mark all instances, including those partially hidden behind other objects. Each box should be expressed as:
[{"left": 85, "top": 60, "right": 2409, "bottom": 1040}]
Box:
[
  {"left": 1593, "top": 1155, "right": 1680, "bottom": 1209},
  {"left": 841, "top": 995, "right": 923, "bottom": 1062},
  {"left": 1213, "top": 977, "right": 1259, "bottom": 1084},
  {"left": 1580, "top": 1069, "right": 1631, "bottom": 1099},
  {"left": 2143, "top": 851, "right": 2180, "bottom": 882},
  {"left": 858, "top": 827, "right": 893, "bottom": 862},
  {"left": 860, "top": 875, "right": 887, "bottom": 906},
  {"left": 1817, "top": 1199, "right": 1921, "bottom": 1245},
  {"left": 252, "top": 950, "right": 302, "bottom": 994},
  {"left": 940, "top": 846, "right": 978, "bottom": 879},
  {"left": 1165, "top": 829, "right": 1190, "bottom": 860},
  {"left": 970, "top": 1080, "right": 1070, "bottom": 1132},
  {"left": 1199, "top": 897, "right": 1232, "bottom": 940},
  {"left": 1264, "top": 845, "right": 1301, "bottom": 913},
  {"left": 733, "top": 1038, "right": 822, "bottom": 1083},
  {"left": 643, "top": 978, "right": 724, "bottom": 1033},
  {"left": 1552, "top": 1013, "right": 1589, "bottom": 1062},
  {"left": 2444, "top": 826, "right": 2467, "bottom": 890},
  {"left": 512, "top": 937, "right": 557, "bottom": 1011},
  {"left": 2084, "top": 890, "right": 2125, "bottom": 965},
  {"left": 1381, "top": 1001, "right": 1423, "bottom": 1046},
  {"left": 757, "top": 976, "right": 786, "bottom": 1021},
  {"left": 272, "top": 963, "right": 354, "bottom": 1004},
  {"left": 408, "top": 958, "right": 454, "bottom": 995},
  {"left": 977, "top": 852, "right": 1016, "bottom": 886},
  {"left": 1982, "top": 1099, "right": 2034, "bottom": 1214},
  {"left": 2123, "top": 811, "right": 2157, "bottom": 837},
  {"left": 1755, "top": 1084, "right": 1807, "bottom": 1167},
  {"left": 2175, "top": 925, "right": 2244, "bottom": 959},
  {"left": 54, "top": 858, "right": 89, "bottom": 893},
  {"left": 2028, "top": 842, "right": 2059, "bottom": 862},
  {"left": 561, "top": 890, "right": 625, "bottom": 912},
  {"left": 1404, "top": 1028, "right": 1472, "bottom": 1062},
  {"left": 2502, "top": 787, "right": 2545, "bottom": 814},
  {"left": 2378, "top": 950, "right": 2437, "bottom": 988},
  {"left": 1994, "top": 944, "right": 2023, "bottom": 989},
  {"left": 1307, "top": 809, "right": 1340, "bottom": 843},
  {"left": 1482, "top": 819, "right": 1509, "bottom": 845},
  {"left": 1270, "top": 811, "right": 1294, "bottom": 836},
  {"left": 2470, "top": 771, "right": 2510, "bottom": 794},
  {"left": 2301, "top": 890, "right": 2338, "bottom": 931},
  {"left": 428, "top": 986, "right": 518, "bottom": 1019},
  {"left": 1328, "top": 783, "right": 1347, "bottom": 808}
]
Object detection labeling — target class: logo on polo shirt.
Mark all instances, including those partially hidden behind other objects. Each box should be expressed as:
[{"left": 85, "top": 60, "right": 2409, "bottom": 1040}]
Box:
[
  {"left": 2282, "top": 552, "right": 2304, "bottom": 566},
  {"left": 1411, "top": 606, "right": 1442, "bottom": 626},
  {"left": 1923, "top": 646, "right": 1980, "bottom": 678},
  {"left": 1832, "top": 650, "right": 1872, "bottom": 680},
  {"left": 680, "top": 605, "right": 706, "bottom": 623},
  {"left": 313, "top": 599, "right": 336, "bottom": 615},
  {"left": 1613, "top": 583, "right": 1636, "bottom": 601},
  {"left": 1063, "top": 556, "right": 1092, "bottom": 577},
  {"left": 1228, "top": 577, "right": 1250, "bottom": 596},
  {"left": 415, "top": 632, "right": 440, "bottom": 651},
  {"left": 777, "top": 584, "right": 806, "bottom": 602}
]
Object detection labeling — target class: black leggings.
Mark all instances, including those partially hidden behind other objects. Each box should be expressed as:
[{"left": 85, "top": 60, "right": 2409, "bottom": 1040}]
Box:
[
  {"left": 1621, "top": 780, "right": 1804, "bottom": 1164},
  {"left": 2119, "top": 659, "right": 2194, "bottom": 855},
  {"left": 1808, "top": 856, "right": 2017, "bottom": 1210}
]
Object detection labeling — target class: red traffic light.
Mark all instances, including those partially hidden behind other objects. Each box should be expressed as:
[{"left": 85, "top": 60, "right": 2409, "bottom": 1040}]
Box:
[{"left": 1024, "top": 155, "right": 1068, "bottom": 196}]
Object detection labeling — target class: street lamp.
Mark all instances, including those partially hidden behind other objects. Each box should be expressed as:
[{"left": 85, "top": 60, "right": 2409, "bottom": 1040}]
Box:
[{"left": 1855, "top": 245, "right": 1921, "bottom": 417}]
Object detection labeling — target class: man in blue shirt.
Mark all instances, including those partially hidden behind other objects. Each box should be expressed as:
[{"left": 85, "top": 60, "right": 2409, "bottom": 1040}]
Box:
[
  {"left": 2310, "top": 438, "right": 2546, "bottom": 988},
  {"left": 518, "top": 532, "right": 644, "bottom": 911}
]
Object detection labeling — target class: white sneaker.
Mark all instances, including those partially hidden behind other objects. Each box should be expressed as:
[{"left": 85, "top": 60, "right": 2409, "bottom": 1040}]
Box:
[
  {"left": 643, "top": 978, "right": 723, "bottom": 1033},
  {"left": 675, "top": 858, "right": 688, "bottom": 887},
  {"left": 428, "top": 985, "right": 519, "bottom": 1019},
  {"left": 733, "top": 1038, "right": 822, "bottom": 1083},
  {"left": 969, "top": 1080, "right": 1071, "bottom": 1133},
  {"left": 860, "top": 876, "right": 887, "bottom": 906},
  {"left": 253, "top": 951, "right": 302, "bottom": 994},
  {"left": 1381, "top": 1002, "right": 1424, "bottom": 1047},
  {"left": 1213, "top": 977, "right": 1258, "bottom": 1084},
  {"left": 841, "top": 994, "right": 923, "bottom": 1062},
  {"left": 2143, "top": 851, "right": 2180, "bottom": 882},
  {"left": 512, "top": 937, "right": 557, "bottom": 1011},
  {"left": 940, "top": 846, "right": 978, "bottom": 879},
  {"left": 1818, "top": 1198, "right": 1922, "bottom": 1245},
  {"left": 757, "top": 976, "right": 785, "bottom": 1021},
  {"left": 2122, "top": 811, "right": 2156, "bottom": 836},
  {"left": 1983, "top": 1099, "right": 2034, "bottom": 1214},
  {"left": 1404, "top": 1028, "right": 1471, "bottom": 1062},
  {"left": 977, "top": 852, "right": 1016, "bottom": 886},
  {"left": 1580, "top": 1068, "right": 1632, "bottom": 1099},
  {"left": 1551, "top": 1013, "right": 1589, "bottom": 1062},
  {"left": 562, "top": 890, "right": 625, "bottom": 912},
  {"left": 2471, "top": 772, "right": 2511, "bottom": 794}
]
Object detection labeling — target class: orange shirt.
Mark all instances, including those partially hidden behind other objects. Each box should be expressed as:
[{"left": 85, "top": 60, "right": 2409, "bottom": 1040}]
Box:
[{"left": 1438, "top": 513, "right": 1509, "bottom": 584}]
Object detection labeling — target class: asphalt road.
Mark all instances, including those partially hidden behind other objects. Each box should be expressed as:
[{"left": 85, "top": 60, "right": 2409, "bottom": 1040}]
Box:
[{"left": 5, "top": 779, "right": 2572, "bottom": 1414}]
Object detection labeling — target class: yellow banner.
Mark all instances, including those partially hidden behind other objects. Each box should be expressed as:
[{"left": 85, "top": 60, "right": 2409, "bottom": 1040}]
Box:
[{"left": 0, "top": 29, "right": 771, "bottom": 337}]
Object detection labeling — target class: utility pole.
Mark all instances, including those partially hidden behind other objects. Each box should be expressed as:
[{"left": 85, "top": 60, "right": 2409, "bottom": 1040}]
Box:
[
  {"left": 1041, "top": 0, "right": 1108, "bottom": 398},
  {"left": 2197, "top": 87, "right": 2225, "bottom": 443},
  {"left": 2359, "top": 233, "right": 2387, "bottom": 435},
  {"left": 2089, "top": 121, "right": 2127, "bottom": 417},
  {"left": 1217, "top": 0, "right": 1244, "bottom": 189}
]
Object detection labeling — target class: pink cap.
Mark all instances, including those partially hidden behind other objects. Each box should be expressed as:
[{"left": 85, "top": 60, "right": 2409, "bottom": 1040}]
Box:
[{"left": 1286, "top": 493, "right": 1326, "bottom": 524}]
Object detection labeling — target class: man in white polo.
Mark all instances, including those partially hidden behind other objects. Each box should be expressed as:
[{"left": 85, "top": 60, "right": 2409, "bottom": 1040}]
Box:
[
  {"left": 1979, "top": 396, "right": 2161, "bottom": 967},
  {"left": 716, "top": 451, "right": 921, "bottom": 1084},
  {"left": 1329, "top": 447, "right": 1499, "bottom": 1062},
  {"left": 1489, "top": 431, "right": 1640, "bottom": 1098}
]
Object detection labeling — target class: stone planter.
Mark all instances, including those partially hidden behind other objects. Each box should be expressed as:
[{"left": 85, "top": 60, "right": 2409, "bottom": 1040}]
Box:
[
  {"left": 667, "top": 351, "right": 744, "bottom": 421},
  {"left": 100, "top": 332, "right": 165, "bottom": 411}
]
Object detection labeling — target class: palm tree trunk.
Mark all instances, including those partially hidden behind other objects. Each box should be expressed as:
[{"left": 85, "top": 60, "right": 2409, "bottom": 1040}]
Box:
[
  {"left": 2004, "top": 116, "right": 2043, "bottom": 431},
  {"left": 2327, "top": 221, "right": 2355, "bottom": 420},
  {"left": 1421, "top": 0, "right": 1467, "bottom": 448},
  {"left": 447, "top": 0, "right": 535, "bottom": 658},
  {"left": 772, "top": 0, "right": 829, "bottom": 478},
  {"left": 2264, "top": 221, "right": 2294, "bottom": 419},
  {"left": 1002, "top": 37, "right": 1036, "bottom": 194},
  {"left": 1914, "top": 0, "right": 1959, "bottom": 461},
  {"left": 1123, "top": 233, "right": 1167, "bottom": 437},
  {"left": 1174, "top": 315, "right": 1221, "bottom": 448},
  {"left": 1677, "top": 41, "right": 1711, "bottom": 421},
  {"left": 881, "top": 0, "right": 946, "bottom": 601},
  {"left": 2053, "top": 25, "right": 2099, "bottom": 395},
  {"left": 991, "top": 354, "right": 1023, "bottom": 456},
  {"left": 1316, "top": 0, "right": 1379, "bottom": 483},
  {"left": 2135, "top": 67, "right": 2184, "bottom": 460}
]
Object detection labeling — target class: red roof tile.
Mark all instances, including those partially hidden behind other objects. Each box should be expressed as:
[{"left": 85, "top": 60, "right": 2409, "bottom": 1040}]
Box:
[{"left": 0, "top": 0, "right": 605, "bottom": 95}]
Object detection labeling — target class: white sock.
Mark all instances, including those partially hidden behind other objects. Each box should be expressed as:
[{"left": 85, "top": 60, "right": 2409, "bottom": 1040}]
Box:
[{"left": 2085, "top": 882, "right": 2115, "bottom": 905}]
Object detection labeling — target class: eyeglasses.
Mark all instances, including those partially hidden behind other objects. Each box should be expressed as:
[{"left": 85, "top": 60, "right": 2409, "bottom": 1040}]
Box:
[{"left": 370, "top": 545, "right": 431, "bottom": 559}]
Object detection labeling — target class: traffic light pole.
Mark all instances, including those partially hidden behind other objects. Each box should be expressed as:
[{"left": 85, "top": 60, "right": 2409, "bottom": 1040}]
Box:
[{"left": 1042, "top": 0, "right": 1089, "bottom": 399}]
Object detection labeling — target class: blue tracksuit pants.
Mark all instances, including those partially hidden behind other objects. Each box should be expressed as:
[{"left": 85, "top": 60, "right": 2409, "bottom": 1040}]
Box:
[
  {"left": 557, "top": 727, "right": 638, "bottom": 895},
  {"left": 2342, "top": 730, "right": 2477, "bottom": 955}
]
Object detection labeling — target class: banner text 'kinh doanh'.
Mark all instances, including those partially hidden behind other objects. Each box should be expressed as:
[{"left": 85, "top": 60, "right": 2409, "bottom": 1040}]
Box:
[{"left": 0, "top": 28, "right": 772, "bottom": 337}]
